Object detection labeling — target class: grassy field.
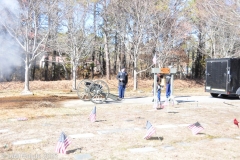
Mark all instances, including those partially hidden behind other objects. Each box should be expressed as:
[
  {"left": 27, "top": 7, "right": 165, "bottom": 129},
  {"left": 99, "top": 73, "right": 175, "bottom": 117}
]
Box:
[{"left": 2, "top": 79, "right": 240, "bottom": 159}]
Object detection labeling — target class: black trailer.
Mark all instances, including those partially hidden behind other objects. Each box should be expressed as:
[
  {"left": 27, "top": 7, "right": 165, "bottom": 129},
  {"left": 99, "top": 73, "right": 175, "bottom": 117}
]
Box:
[{"left": 205, "top": 58, "right": 240, "bottom": 98}]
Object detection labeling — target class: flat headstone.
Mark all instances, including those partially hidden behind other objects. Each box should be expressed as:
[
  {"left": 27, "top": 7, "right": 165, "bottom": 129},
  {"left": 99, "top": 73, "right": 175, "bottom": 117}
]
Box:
[
  {"left": 162, "top": 145, "right": 175, "bottom": 150},
  {"left": 133, "top": 127, "right": 142, "bottom": 131},
  {"left": 125, "top": 119, "right": 133, "bottom": 122},
  {"left": 69, "top": 133, "right": 95, "bottom": 139},
  {"left": 155, "top": 124, "right": 177, "bottom": 128},
  {"left": 0, "top": 129, "right": 9, "bottom": 133},
  {"left": 176, "top": 142, "right": 191, "bottom": 146},
  {"left": 13, "top": 139, "right": 42, "bottom": 145},
  {"left": 74, "top": 154, "right": 92, "bottom": 160},
  {"left": 177, "top": 124, "right": 190, "bottom": 127},
  {"left": 42, "top": 123, "right": 52, "bottom": 126},
  {"left": 128, "top": 147, "right": 157, "bottom": 153},
  {"left": 213, "top": 138, "right": 235, "bottom": 142},
  {"left": 97, "top": 128, "right": 134, "bottom": 134},
  {"left": 146, "top": 109, "right": 156, "bottom": 112},
  {"left": 134, "top": 111, "right": 141, "bottom": 113},
  {"left": 155, "top": 124, "right": 190, "bottom": 129},
  {"left": 17, "top": 117, "right": 28, "bottom": 121}
]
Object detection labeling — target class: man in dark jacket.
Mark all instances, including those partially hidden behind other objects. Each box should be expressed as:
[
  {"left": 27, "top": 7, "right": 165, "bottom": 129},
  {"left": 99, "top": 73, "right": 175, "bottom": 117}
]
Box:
[
  {"left": 166, "top": 74, "right": 171, "bottom": 98},
  {"left": 117, "top": 68, "right": 128, "bottom": 99},
  {"left": 152, "top": 73, "right": 163, "bottom": 102}
]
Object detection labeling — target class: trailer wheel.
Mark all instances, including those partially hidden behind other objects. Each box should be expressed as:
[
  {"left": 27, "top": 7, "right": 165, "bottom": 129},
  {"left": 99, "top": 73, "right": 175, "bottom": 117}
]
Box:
[{"left": 210, "top": 93, "right": 218, "bottom": 97}]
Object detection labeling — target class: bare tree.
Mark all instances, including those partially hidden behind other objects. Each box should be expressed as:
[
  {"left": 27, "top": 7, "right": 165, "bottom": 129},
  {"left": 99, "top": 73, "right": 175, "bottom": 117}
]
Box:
[
  {"left": 57, "top": 0, "right": 94, "bottom": 90},
  {"left": 108, "top": 0, "right": 190, "bottom": 89}
]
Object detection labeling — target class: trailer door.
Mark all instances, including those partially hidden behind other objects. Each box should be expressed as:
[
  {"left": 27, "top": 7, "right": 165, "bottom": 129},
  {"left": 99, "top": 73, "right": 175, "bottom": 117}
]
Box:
[{"left": 205, "top": 60, "right": 228, "bottom": 94}]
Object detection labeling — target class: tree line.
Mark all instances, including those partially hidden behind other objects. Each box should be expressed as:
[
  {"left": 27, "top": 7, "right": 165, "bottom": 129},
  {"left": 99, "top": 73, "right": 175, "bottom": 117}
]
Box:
[{"left": 0, "top": 0, "right": 240, "bottom": 93}]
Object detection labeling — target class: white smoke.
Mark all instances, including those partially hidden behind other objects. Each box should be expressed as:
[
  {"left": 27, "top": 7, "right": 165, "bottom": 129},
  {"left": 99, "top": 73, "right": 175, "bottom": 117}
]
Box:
[
  {"left": 1, "top": 0, "right": 19, "bottom": 14},
  {"left": 0, "top": 0, "right": 22, "bottom": 81}
]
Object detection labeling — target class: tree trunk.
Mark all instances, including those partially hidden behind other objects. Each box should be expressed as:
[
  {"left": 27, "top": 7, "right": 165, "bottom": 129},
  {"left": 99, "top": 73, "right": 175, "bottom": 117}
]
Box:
[
  {"left": 99, "top": 46, "right": 104, "bottom": 77},
  {"left": 31, "top": 58, "right": 36, "bottom": 81},
  {"left": 22, "top": 54, "right": 32, "bottom": 95},
  {"left": 133, "top": 56, "right": 138, "bottom": 90},
  {"left": 91, "top": 2, "right": 97, "bottom": 79},
  {"left": 114, "top": 32, "right": 118, "bottom": 74},
  {"left": 63, "top": 65, "right": 68, "bottom": 80},
  {"left": 72, "top": 65, "right": 77, "bottom": 90},
  {"left": 44, "top": 55, "right": 49, "bottom": 81},
  {"left": 104, "top": 32, "right": 110, "bottom": 80},
  {"left": 52, "top": 50, "right": 56, "bottom": 80}
]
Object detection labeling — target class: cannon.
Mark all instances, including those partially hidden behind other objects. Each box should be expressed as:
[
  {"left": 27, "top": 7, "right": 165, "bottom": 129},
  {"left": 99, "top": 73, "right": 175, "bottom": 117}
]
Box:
[{"left": 76, "top": 79, "right": 121, "bottom": 104}]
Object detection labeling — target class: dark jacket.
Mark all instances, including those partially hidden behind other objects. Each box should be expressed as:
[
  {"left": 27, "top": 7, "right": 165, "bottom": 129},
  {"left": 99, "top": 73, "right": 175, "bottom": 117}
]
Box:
[
  {"left": 117, "top": 71, "right": 128, "bottom": 86},
  {"left": 152, "top": 76, "right": 163, "bottom": 90},
  {"left": 166, "top": 75, "right": 171, "bottom": 84}
]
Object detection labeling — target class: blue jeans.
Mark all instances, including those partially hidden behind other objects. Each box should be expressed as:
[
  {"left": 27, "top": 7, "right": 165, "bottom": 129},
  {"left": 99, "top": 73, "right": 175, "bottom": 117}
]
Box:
[
  {"left": 118, "top": 85, "right": 126, "bottom": 98},
  {"left": 157, "top": 89, "right": 161, "bottom": 102},
  {"left": 166, "top": 83, "right": 171, "bottom": 98}
]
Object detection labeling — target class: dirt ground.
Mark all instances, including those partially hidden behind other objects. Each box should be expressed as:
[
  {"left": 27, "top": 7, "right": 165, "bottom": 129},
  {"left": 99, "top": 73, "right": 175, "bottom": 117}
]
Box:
[{"left": 1, "top": 79, "right": 240, "bottom": 160}]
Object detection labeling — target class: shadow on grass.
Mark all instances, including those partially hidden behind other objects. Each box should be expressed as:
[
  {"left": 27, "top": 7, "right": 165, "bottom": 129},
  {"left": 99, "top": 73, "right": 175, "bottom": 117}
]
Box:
[
  {"left": 66, "top": 147, "right": 82, "bottom": 154},
  {"left": 167, "top": 111, "right": 179, "bottom": 114},
  {"left": 177, "top": 100, "right": 197, "bottom": 103},
  {"left": 95, "top": 120, "right": 107, "bottom": 122},
  {"left": 196, "top": 133, "right": 206, "bottom": 135},
  {"left": 148, "top": 136, "right": 164, "bottom": 141}
]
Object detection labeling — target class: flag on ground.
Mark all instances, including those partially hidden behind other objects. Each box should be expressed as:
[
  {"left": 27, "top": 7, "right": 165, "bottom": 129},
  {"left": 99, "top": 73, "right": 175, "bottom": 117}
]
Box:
[
  {"left": 89, "top": 106, "right": 96, "bottom": 122},
  {"left": 55, "top": 132, "right": 71, "bottom": 154},
  {"left": 188, "top": 122, "right": 204, "bottom": 135},
  {"left": 161, "top": 99, "right": 169, "bottom": 108},
  {"left": 152, "top": 54, "right": 156, "bottom": 64},
  {"left": 144, "top": 121, "right": 156, "bottom": 139},
  {"left": 234, "top": 118, "right": 239, "bottom": 128},
  {"left": 160, "top": 103, "right": 164, "bottom": 109}
]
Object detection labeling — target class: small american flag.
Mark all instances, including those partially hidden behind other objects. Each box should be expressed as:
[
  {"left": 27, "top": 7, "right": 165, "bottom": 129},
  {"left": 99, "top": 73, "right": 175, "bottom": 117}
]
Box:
[
  {"left": 152, "top": 54, "right": 157, "bottom": 64},
  {"left": 89, "top": 106, "right": 96, "bottom": 122},
  {"left": 234, "top": 118, "right": 239, "bottom": 128},
  {"left": 55, "top": 132, "right": 71, "bottom": 154},
  {"left": 188, "top": 122, "right": 204, "bottom": 135},
  {"left": 144, "top": 121, "right": 156, "bottom": 139}
]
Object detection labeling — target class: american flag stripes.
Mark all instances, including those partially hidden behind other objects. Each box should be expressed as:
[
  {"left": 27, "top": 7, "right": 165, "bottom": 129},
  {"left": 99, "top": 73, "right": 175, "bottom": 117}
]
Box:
[
  {"left": 234, "top": 118, "right": 239, "bottom": 128},
  {"left": 89, "top": 106, "right": 96, "bottom": 122},
  {"left": 144, "top": 121, "right": 156, "bottom": 139},
  {"left": 55, "top": 132, "right": 71, "bottom": 154},
  {"left": 188, "top": 122, "right": 204, "bottom": 135}
]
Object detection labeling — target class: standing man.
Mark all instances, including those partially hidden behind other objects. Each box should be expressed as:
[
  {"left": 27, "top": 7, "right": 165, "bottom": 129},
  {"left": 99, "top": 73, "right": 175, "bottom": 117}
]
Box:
[
  {"left": 166, "top": 74, "right": 171, "bottom": 98},
  {"left": 117, "top": 68, "right": 128, "bottom": 99},
  {"left": 157, "top": 74, "right": 163, "bottom": 103},
  {"left": 152, "top": 73, "right": 163, "bottom": 102}
]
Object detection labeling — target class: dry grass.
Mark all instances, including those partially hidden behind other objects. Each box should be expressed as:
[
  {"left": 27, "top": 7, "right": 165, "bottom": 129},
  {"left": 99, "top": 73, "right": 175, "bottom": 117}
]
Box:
[{"left": 0, "top": 78, "right": 205, "bottom": 96}]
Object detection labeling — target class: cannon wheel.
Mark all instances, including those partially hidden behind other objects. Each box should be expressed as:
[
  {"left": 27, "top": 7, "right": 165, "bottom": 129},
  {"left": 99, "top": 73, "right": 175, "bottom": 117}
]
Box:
[
  {"left": 89, "top": 80, "right": 109, "bottom": 104},
  {"left": 76, "top": 79, "right": 93, "bottom": 101}
]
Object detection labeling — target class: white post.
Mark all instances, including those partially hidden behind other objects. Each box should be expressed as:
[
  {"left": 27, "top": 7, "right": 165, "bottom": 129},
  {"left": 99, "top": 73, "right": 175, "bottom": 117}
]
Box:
[
  {"left": 151, "top": 68, "right": 160, "bottom": 109},
  {"left": 169, "top": 72, "right": 178, "bottom": 105},
  {"left": 170, "top": 74, "right": 174, "bottom": 97},
  {"left": 153, "top": 73, "right": 157, "bottom": 109}
]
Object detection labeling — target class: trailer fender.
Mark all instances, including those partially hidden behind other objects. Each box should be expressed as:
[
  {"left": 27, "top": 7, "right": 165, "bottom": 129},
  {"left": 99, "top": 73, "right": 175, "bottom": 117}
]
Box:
[{"left": 236, "top": 87, "right": 240, "bottom": 95}]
